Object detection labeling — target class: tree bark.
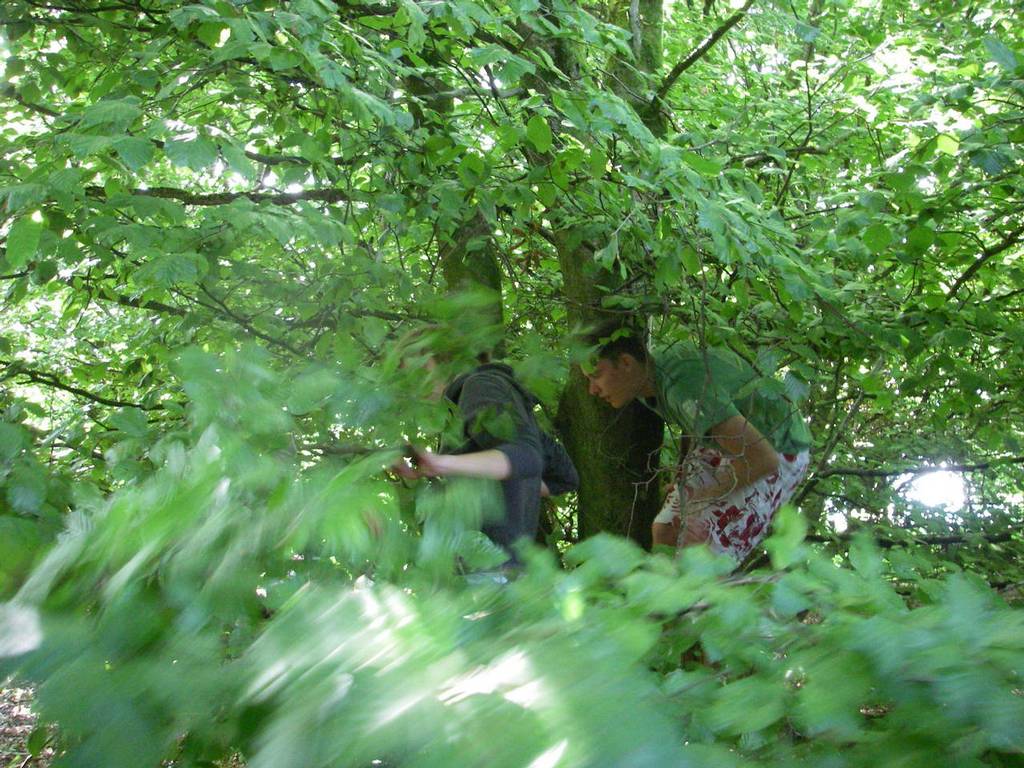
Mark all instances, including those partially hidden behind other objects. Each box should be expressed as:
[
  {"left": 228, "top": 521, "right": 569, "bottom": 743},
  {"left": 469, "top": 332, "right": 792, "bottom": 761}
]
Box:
[
  {"left": 517, "top": 1, "right": 666, "bottom": 548},
  {"left": 554, "top": 0, "right": 667, "bottom": 548},
  {"left": 552, "top": 225, "right": 665, "bottom": 548},
  {"left": 407, "top": 70, "right": 505, "bottom": 343}
]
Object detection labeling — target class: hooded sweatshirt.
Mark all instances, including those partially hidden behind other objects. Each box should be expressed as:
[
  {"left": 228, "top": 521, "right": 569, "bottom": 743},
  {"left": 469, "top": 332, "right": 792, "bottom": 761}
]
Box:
[{"left": 443, "top": 363, "right": 577, "bottom": 557}]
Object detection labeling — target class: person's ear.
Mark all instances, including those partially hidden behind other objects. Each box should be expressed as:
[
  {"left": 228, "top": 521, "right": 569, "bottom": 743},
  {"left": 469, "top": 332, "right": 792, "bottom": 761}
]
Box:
[{"left": 617, "top": 353, "right": 637, "bottom": 371}]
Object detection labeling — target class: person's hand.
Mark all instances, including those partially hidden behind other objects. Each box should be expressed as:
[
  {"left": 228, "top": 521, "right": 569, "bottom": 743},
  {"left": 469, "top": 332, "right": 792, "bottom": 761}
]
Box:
[
  {"left": 680, "top": 513, "right": 710, "bottom": 547},
  {"left": 408, "top": 447, "right": 444, "bottom": 477},
  {"left": 390, "top": 446, "right": 444, "bottom": 480},
  {"left": 390, "top": 455, "right": 422, "bottom": 480}
]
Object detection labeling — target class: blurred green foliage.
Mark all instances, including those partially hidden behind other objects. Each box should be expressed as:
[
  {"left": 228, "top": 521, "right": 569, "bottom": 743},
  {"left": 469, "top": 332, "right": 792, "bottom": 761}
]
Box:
[
  {"left": 1, "top": 0, "right": 1024, "bottom": 764},
  {"left": 2, "top": 356, "right": 1023, "bottom": 768}
]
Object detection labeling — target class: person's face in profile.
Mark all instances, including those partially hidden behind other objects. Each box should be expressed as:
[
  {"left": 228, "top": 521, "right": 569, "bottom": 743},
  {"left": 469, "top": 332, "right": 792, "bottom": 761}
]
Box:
[{"left": 586, "top": 353, "right": 645, "bottom": 408}]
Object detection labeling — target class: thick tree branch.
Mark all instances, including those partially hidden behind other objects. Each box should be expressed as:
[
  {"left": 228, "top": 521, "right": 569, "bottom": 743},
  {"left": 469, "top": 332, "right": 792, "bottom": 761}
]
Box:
[
  {"left": 63, "top": 278, "right": 190, "bottom": 317},
  {"left": 948, "top": 223, "right": 1024, "bottom": 298},
  {"left": 85, "top": 186, "right": 354, "bottom": 207},
  {"left": 806, "top": 531, "right": 1015, "bottom": 548},
  {"left": 287, "top": 306, "right": 424, "bottom": 328},
  {"left": 1, "top": 360, "right": 162, "bottom": 410},
  {"left": 654, "top": 0, "right": 756, "bottom": 103},
  {"left": 731, "top": 145, "right": 825, "bottom": 167},
  {"left": 817, "top": 456, "right": 1024, "bottom": 480}
]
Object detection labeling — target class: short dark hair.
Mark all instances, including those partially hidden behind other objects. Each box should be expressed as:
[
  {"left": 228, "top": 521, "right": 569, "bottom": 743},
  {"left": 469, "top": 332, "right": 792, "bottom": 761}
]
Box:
[
  {"left": 598, "top": 335, "right": 648, "bottom": 363},
  {"left": 590, "top": 324, "right": 648, "bottom": 363}
]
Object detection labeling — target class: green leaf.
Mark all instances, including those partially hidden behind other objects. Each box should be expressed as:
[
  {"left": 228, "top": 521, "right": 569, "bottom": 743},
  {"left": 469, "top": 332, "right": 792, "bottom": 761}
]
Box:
[
  {"left": 109, "top": 407, "right": 150, "bottom": 438},
  {"left": 67, "top": 133, "right": 115, "bottom": 158},
  {"left": 863, "top": 223, "right": 893, "bottom": 254},
  {"left": 526, "top": 114, "right": 553, "bottom": 153},
  {"left": 681, "top": 152, "right": 722, "bottom": 176},
  {"left": 984, "top": 36, "right": 1018, "bottom": 72},
  {"left": 709, "top": 677, "right": 787, "bottom": 734},
  {"left": 315, "top": 57, "right": 349, "bottom": 91},
  {"left": 0, "top": 183, "right": 47, "bottom": 212},
  {"left": 466, "top": 43, "right": 511, "bottom": 68},
  {"left": 32, "top": 259, "right": 58, "bottom": 284},
  {"left": 564, "top": 532, "right": 645, "bottom": 578},
  {"left": 269, "top": 49, "right": 301, "bottom": 71},
  {"left": 906, "top": 225, "right": 935, "bottom": 252},
  {"left": 221, "top": 141, "right": 256, "bottom": 180},
  {"left": 0, "top": 518, "right": 43, "bottom": 587},
  {"left": 970, "top": 148, "right": 1010, "bottom": 175},
  {"left": 0, "top": 422, "right": 28, "bottom": 460},
  {"left": 935, "top": 134, "right": 959, "bottom": 156},
  {"left": 795, "top": 22, "right": 820, "bottom": 43},
  {"left": 594, "top": 234, "right": 618, "bottom": 270},
  {"left": 5, "top": 216, "right": 43, "bottom": 268},
  {"left": 400, "top": 0, "right": 427, "bottom": 51},
  {"left": 458, "top": 153, "right": 486, "bottom": 186},
  {"left": 27, "top": 724, "right": 48, "bottom": 757},
  {"left": 7, "top": 463, "right": 46, "bottom": 514},
  {"left": 286, "top": 368, "right": 338, "bottom": 415},
  {"left": 655, "top": 254, "right": 681, "bottom": 288},
  {"left": 134, "top": 252, "right": 205, "bottom": 286},
  {"left": 114, "top": 137, "right": 155, "bottom": 170},
  {"left": 80, "top": 97, "right": 142, "bottom": 130},
  {"left": 535, "top": 182, "right": 557, "bottom": 208},
  {"left": 771, "top": 575, "right": 810, "bottom": 617},
  {"left": 858, "top": 191, "right": 887, "bottom": 213},
  {"left": 196, "top": 21, "right": 228, "bottom": 48},
  {"left": 849, "top": 532, "right": 882, "bottom": 579},
  {"left": 680, "top": 245, "right": 701, "bottom": 275},
  {"left": 164, "top": 137, "right": 219, "bottom": 171},
  {"left": 764, "top": 505, "right": 806, "bottom": 569}
]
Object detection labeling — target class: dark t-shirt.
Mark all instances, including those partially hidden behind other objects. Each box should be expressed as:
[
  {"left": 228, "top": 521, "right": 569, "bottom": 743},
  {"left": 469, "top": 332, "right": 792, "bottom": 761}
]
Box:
[{"left": 444, "top": 363, "right": 577, "bottom": 557}]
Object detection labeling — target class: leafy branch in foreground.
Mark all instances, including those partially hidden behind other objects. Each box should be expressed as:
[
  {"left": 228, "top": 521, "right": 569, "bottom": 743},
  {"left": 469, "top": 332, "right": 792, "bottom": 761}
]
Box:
[{"left": 0, "top": 355, "right": 1021, "bottom": 768}]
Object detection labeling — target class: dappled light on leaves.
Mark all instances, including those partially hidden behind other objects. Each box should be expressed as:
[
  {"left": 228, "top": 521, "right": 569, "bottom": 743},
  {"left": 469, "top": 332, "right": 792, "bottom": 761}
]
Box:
[{"left": 1, "top": 0, "right": 1023, "bottom": 765}]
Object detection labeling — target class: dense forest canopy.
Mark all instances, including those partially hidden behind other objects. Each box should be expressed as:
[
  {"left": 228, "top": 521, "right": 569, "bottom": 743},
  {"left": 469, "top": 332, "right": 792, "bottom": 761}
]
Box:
[{"left": 1, "top": 0, "right": 1023, "bottom": 766}]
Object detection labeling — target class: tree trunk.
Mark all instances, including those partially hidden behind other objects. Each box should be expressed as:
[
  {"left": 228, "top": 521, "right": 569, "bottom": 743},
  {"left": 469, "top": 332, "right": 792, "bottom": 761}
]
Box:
[
  {"left": 519, "top": 0, "right": 667, "bottom": 548},
  {"left": 555, "top": 0, "right": 667, "bottom": 547},
  {"left": 439, "top": 210, "right": 504, "bottom": 338},
  {"left": 407, "top": 71, "right": 505, "bottom": 344},
  {"left": 553, "top": 224, "right": 665, "bottom": 548},
  {"left": 557, "top": 367, "right": 664, "bottom": 544}
]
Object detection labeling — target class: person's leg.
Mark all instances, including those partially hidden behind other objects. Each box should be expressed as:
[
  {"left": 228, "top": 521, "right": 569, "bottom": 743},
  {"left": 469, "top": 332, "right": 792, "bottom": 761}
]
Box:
[
  {"left": 652, "top": 485, "right": 682, "bottom": 547},
  {"left": 691, "top": 451, "right": 811, "bottom": 563},
  {"left": 672, "top": 447, "right": 725, "bottom": 548}
]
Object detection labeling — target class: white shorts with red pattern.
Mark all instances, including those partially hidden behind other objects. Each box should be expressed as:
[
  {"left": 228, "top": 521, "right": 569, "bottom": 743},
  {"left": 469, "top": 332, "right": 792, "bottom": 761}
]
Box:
[{"left": 653, "top": 447, "right": 810, "bottom": 563}]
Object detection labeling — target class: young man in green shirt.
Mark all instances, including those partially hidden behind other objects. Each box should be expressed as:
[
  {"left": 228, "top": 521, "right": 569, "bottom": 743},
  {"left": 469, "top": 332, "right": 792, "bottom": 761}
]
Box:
[{"left": 586, "top": 335, "right": 811, "bottom": 563}]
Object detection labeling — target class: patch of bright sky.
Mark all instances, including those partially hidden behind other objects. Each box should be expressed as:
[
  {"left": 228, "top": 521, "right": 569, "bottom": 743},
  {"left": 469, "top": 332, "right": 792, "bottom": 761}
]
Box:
[
  {"left": 900, "top": 470, "right": 967, "bottom": 511},
  {"left": 826, "top": 468, "right": 968, "bottom": 533}
]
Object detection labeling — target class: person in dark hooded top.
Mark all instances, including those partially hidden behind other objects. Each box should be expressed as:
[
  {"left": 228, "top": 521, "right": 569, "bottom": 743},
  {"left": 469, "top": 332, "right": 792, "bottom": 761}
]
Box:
[{"left": 394, "top": 348, "right": 578, "bottom": 560}]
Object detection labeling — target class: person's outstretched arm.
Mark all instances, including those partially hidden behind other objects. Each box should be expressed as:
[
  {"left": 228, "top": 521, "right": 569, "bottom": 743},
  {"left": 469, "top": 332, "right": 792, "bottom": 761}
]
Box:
[
  {"left": 393, "top": 372, "right": 544, "bottom": 483},
  {"left": 393, "top": 448, "right": 513, "bottom": 480},
  {"left": 456, "top": 373, "right": 544, "bottom": 480}
]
